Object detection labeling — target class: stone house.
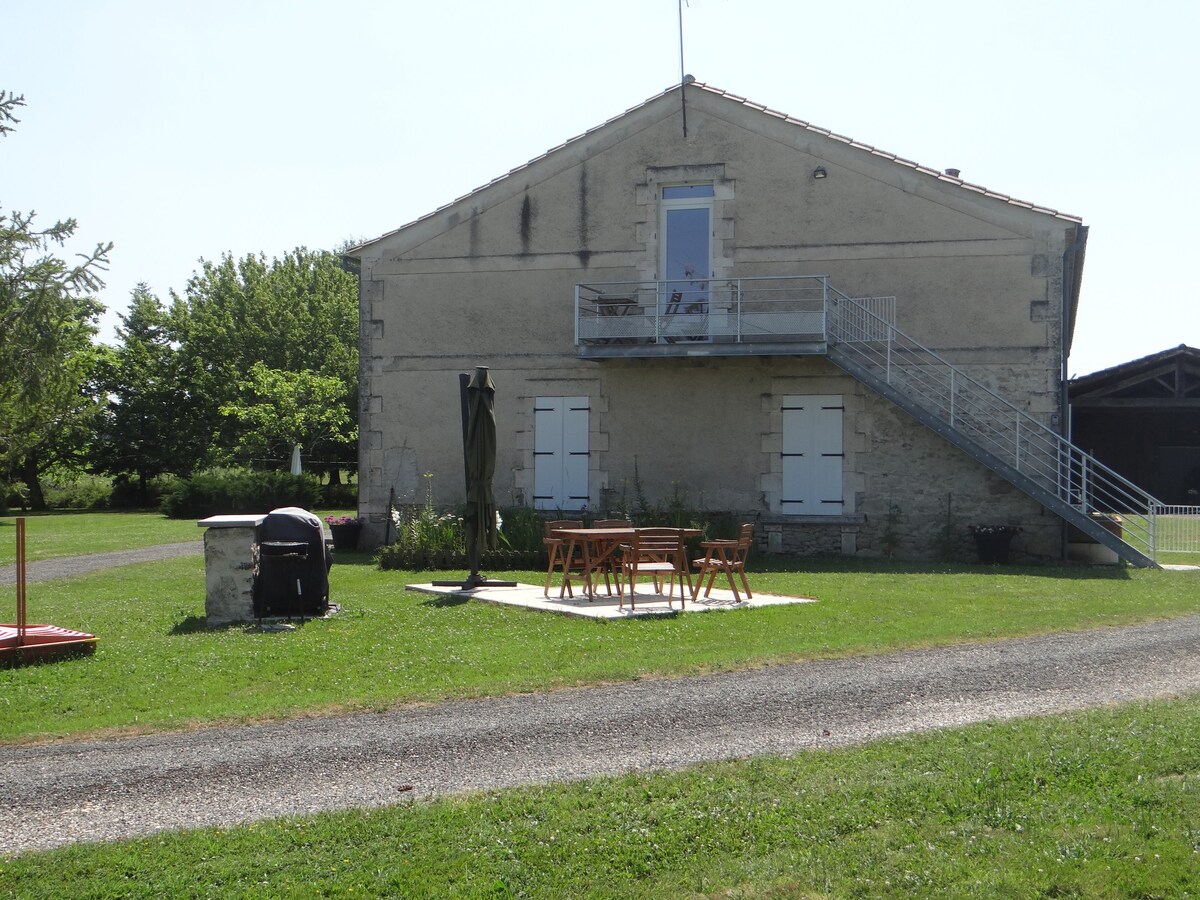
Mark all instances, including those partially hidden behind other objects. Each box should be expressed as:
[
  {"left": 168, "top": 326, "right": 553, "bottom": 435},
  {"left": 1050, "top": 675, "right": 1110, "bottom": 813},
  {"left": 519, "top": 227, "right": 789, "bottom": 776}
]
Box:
[{"left": 348, "top": 81, "right": 1157, "bottom": 565}]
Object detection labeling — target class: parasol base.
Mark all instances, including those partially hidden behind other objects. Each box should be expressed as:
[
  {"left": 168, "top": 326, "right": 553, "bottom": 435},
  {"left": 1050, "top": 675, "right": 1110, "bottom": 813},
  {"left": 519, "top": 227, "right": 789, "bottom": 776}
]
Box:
[{"left": 432, "top": 573, "right": 518, "bottom": 591}]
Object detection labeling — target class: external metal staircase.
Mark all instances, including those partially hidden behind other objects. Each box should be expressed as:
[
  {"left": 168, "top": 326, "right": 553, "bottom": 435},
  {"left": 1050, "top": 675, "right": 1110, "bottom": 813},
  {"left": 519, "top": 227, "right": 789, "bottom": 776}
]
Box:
[{"left": 824, "top": 288, "right": 1162, "bottom": 567}]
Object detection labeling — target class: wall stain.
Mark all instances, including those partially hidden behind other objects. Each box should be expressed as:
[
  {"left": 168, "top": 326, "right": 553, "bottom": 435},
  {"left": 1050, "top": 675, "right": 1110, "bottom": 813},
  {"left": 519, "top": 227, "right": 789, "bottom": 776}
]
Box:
[
  {"left": 519, "top": 193, "right": 534, "bottom": 255},
  {"left": 576, "top": 164, "right": 591, "bottom": 268},
  {"left": 468, "top": 209, "right": 480, "bottom": 258}
]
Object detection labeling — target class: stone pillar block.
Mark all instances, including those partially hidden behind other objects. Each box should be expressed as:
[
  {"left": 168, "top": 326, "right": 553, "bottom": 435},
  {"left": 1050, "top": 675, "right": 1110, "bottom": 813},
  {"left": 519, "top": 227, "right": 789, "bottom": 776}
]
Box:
[{"left": 198, "top": 516, "right": 264, "bottom": 626}]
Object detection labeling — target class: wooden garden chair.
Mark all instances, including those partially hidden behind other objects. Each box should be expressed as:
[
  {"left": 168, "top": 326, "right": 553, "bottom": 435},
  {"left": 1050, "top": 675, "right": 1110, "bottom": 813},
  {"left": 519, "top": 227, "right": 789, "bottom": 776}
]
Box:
[
  {"left": 619, "top": 528, "right": 689, "bottom": 611},
  {"left": 692, "top": 523, "right": 754, "bottom": 602},
  {"left": 592, "top": 519, "right": 631, "bottom": 594},
  {"left": 543, "top": 520, "right": 584, "bottom": 597}
]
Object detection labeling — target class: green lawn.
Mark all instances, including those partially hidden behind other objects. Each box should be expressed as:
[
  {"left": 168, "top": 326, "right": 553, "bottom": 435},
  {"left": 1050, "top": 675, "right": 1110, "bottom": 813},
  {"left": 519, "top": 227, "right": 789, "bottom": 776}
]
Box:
[
  {"left": 3, "top": 512, "right": 1199, "bottom": 894},
  {"left": 0, "top": 511, "right": 202, "bottom": 565},
  {"left": 1117, "top": 513, "right": 1200, "bottom": 565},
  {"left": 4, "top": 697, "right": 1198, "bottom": 897},
  {"left": 2, "top": 550, "right": 1198, "bottom": 744},
  {"left": 0, "top": 510, "right": 357, "bottom": 566}
]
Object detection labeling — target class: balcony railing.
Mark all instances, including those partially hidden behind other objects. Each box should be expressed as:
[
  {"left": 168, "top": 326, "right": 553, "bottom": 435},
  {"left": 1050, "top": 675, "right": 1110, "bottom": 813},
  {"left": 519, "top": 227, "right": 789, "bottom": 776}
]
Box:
[{"left": 574, "top": 276, "right": 894, "bottom": 353}]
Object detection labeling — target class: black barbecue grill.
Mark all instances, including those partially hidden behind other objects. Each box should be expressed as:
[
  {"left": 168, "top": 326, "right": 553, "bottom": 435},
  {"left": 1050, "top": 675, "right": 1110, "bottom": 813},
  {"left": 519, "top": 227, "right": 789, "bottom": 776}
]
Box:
[{"left": 254, "top": 507, "right": 332, "bottom": 619}]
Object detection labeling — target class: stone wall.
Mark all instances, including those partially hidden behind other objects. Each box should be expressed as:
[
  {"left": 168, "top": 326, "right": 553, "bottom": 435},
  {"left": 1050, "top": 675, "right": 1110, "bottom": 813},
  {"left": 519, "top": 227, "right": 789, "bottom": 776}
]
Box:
[{"left": 351, "top": 85, "right": 1080, "bottom": 563}]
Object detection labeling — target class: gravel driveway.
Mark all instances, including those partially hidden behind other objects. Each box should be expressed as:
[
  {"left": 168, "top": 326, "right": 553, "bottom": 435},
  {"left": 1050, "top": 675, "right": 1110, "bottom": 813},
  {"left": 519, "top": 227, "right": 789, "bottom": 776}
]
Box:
[
  {"left": 4, "top": 613, "right": 1200, "bottom": 856},
  {"left": 0, "top": 541, "right": 203, "bottom": 585}
]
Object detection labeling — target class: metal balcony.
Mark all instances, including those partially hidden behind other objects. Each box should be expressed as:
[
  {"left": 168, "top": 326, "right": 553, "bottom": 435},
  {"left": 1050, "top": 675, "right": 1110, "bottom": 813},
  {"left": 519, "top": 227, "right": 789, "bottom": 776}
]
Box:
[
  {"left": 574, "top": 275, "right": 894, "bottom": 359},
  {"left": 576, "top": 273, "right": 1174, "bottom": 565}
]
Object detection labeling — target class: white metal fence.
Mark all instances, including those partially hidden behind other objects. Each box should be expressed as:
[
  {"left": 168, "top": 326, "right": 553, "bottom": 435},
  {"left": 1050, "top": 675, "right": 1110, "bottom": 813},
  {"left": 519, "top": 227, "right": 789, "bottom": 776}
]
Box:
[{"left": 1149, "top": 506, "right": 1200, "bottom": 555}]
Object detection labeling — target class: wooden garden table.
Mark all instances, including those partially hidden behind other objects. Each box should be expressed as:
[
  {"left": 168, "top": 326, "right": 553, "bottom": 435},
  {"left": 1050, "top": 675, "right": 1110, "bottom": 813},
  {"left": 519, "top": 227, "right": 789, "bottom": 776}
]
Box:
[{"left": 553, "top": 527, "right": 700, "bottom": 600}]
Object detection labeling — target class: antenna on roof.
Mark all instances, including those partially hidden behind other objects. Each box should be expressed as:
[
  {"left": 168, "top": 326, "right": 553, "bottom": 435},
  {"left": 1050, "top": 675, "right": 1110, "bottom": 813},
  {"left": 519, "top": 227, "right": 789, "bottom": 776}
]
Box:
[{"left": 678, "top": 0, "right": 689, "bottom": 137}]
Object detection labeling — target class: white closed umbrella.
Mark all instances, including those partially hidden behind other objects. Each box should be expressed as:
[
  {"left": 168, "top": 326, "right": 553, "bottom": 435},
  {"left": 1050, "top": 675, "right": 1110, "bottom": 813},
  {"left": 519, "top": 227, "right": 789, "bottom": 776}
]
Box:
[{"left": 290, "top": 444, "right": 302, "bottom": 476}]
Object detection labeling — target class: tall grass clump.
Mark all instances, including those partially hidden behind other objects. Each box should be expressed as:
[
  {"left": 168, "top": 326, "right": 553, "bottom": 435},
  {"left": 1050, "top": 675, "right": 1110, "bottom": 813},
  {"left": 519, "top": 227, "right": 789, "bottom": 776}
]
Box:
[
  {"left": 379, "top": 474, "right": 464, "bottom": 568},
  {"left": 495, "top": 505, "right": 543, "bottom": 552},
  {"left": 378, "top": 476, "right": 549, "bottom": 569},
  {"left": 396, "top": 474, "right": 464, "bottom": 552}
]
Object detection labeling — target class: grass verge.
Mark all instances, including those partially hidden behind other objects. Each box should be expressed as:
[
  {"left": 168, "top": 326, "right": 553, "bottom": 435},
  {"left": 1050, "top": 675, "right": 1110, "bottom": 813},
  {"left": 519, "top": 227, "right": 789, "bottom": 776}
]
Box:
[{"left": 3, "top": 697, "right": 1198, "bottom": 896}]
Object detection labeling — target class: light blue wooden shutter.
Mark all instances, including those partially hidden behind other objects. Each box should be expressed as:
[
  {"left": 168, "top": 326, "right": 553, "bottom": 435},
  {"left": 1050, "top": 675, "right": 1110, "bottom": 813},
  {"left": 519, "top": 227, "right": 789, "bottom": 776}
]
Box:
[
  {"left": 781, "top": 397, "right": 810, "bottom": 513},
  {"left": 812, "top": 397, "right": 844, "bottom": 513},
  {"left": 562, "top": 399, "right": 590, "bottom": 509},
  {"left": 782, "top": 394, "right": 843, "bottom": 514},
  {"left": 533, "top": 399, "right": 563, "bottom": 510},
  {"left": 534, "top": 397, "right": 589, "bottom": 511}
]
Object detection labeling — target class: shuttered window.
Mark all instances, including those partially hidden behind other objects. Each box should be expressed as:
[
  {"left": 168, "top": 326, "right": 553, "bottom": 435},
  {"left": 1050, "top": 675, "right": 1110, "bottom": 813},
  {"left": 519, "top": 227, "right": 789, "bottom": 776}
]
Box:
[
  {"left": 781, "top": 394, "right": 844, "bottom": 514},
  {"left": 533, "top": 396, "right": 589, "bottom": 511}
]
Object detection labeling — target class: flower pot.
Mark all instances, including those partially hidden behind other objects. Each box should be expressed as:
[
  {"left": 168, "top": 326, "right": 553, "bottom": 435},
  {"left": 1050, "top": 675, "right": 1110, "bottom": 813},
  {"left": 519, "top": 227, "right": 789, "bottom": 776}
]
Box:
[{"left": 329, "top": 521, "right": 363, "bottom": 552}]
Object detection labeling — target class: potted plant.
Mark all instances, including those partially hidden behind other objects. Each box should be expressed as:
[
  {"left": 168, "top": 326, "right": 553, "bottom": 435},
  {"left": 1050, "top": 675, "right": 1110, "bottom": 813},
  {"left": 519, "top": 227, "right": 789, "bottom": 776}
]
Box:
[
  {"left": 968, "top": 524, "right": 1020, "bottom": 563},
  {"left": 325, "top": 515, "right": 364, "bottom": 551}
]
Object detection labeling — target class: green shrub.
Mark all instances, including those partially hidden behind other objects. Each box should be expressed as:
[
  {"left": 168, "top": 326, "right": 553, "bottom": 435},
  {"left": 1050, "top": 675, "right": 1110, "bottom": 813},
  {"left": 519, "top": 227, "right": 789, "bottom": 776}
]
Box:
[
  {"left": 601, "top": 463, "right": 741, "bottom": 539},
  {"left": 41, "top": 474, "right": 112, "bottom": 509},
  {"left": 378, "top": 546, "right": 547, "bottom": 571},
  {"left": 109, "top": 475, "right": 177, "bottom": 510},
  {"left": 383, "top": 473, "right": 464, "bottom": 556},
  {"left": 600, "top": 475, "right": 739, "bottom": 542},
  {"left": 161, "top": 469, "right": 322, "bottom": 519},
  {"left": 320, "top": 481, "right": 358, "bottom": 508},
  {"left": 383, "top": 473, "right": 477, "bottom": 567}
]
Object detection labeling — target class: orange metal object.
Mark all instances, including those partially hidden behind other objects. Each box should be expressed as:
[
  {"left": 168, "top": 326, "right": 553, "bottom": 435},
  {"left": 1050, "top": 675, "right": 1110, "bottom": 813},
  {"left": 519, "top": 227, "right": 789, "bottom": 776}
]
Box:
[
  {"left": 1, "top": 517, "right": 97, "bottom": 665},
  {"left": 17, "top": 516, "right": 26, "bottom": 641}
]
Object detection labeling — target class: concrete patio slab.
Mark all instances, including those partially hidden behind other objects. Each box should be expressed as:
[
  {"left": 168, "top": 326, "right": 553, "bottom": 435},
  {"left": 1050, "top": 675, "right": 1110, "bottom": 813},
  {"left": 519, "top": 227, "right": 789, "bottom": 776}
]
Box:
[{"left": 405, "top": 581, "right": 816, "bottom": 619}]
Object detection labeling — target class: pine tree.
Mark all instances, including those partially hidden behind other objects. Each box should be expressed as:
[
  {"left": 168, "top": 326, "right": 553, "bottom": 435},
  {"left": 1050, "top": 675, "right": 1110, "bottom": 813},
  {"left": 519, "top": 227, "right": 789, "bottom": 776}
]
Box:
[{"left": 0, "top": 91, "right": 112, "bottom": 507}]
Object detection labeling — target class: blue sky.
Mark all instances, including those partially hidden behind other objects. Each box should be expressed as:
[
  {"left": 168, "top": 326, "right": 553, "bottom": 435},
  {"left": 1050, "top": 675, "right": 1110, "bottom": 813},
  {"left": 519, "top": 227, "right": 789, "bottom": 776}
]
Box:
[{"left": 6, "top": 0, "right": 1197, "bottom": 377}]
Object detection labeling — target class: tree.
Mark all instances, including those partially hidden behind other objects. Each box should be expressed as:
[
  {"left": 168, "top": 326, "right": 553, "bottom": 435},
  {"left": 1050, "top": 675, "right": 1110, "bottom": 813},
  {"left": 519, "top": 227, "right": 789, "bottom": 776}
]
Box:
[
  {"left": 219, "top": 362, "right": 357, "bottom": 463},
  {"left": 0, "top": 91, "right": 112, "bottom": 508},
  {"left": 169, "top": 247, "right": 358, "bottom": 475},
  {"left": 90, "top": 285, "right": 200, "bottom": 500}
]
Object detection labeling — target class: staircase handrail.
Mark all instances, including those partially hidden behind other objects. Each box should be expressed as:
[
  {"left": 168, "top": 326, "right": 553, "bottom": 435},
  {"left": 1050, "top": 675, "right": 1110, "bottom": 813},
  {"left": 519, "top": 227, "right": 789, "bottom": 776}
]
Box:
[{"left": 824, "top": 286, "right": 1162, "bottom": 561}]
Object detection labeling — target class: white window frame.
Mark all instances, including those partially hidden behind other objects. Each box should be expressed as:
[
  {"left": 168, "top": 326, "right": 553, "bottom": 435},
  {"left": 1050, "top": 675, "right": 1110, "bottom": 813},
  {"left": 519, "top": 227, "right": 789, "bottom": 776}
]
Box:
[
  {"left": 656, "top": 184, "right": 714, "bottom": 343},
  {"left": 658, "top": 185, "right": 714, "bottom": 282}
]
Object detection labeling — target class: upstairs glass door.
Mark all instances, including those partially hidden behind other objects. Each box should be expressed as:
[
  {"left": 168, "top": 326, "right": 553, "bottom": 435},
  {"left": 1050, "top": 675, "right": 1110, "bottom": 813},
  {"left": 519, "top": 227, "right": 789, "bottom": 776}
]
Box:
[{"left": 660, "top": 184, "right": 713, "bottom": 340}]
